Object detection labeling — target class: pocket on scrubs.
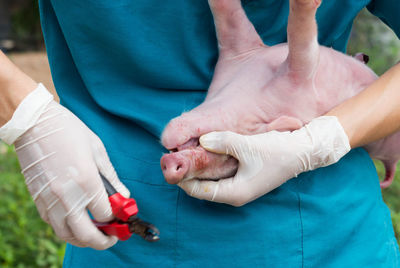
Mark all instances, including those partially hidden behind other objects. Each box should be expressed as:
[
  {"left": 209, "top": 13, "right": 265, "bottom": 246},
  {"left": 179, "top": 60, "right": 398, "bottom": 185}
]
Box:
[{"left": 174, "top": 180, "right": 304, "bottom": 267}]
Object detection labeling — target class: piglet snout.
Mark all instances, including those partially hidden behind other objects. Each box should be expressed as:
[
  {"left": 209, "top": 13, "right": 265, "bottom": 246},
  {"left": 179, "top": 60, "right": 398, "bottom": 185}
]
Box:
[{"left": 161, "top": 153, "right": 190, "bottom": 184}]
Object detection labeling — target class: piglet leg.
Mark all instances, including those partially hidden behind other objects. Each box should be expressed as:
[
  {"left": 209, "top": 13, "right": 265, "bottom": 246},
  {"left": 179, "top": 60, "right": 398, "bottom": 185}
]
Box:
[
  {"left": 380, "top": 160, "right": 397, "bottom": 188},
  {"left": 162, "top": 0, "right": 270, "bottom": 150},
  {"left": 208, "top": 0, "right": 264, "bottom": 56},
  {"left": 286, "top": 0, "right": 321, "bottom": 80}
]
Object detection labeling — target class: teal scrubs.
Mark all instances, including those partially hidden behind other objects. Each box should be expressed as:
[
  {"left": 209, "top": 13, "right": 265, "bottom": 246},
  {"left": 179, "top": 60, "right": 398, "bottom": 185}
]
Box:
[{"left": 38, "top": 0, "right": 400, "bottom": 267}]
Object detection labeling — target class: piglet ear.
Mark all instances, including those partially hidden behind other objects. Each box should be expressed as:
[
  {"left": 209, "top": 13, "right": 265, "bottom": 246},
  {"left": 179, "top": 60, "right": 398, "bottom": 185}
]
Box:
[
  {"left": 266, "top": 116, "right": 304, "bottom": 132},
  {"left": 208, "top": 0, "right": 265, "bottom": 56},
  {"left": 286, "top": 0, "right": 321, "bottom": 81}
]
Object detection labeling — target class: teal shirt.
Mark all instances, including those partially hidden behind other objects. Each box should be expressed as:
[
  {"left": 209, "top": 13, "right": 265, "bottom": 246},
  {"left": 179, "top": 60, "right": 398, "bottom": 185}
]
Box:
[{"left": 38, "top": 0, "right": 400, "bottom": 267}]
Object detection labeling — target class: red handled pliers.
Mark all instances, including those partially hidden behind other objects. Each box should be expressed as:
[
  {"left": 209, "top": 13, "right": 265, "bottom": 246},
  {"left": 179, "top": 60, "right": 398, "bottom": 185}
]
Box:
[{"left": 94, "top": 174, "right": 160, "bottom": 242}]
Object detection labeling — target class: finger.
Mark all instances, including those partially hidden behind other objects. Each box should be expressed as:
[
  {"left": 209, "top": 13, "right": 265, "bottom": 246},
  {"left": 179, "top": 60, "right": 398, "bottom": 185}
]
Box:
[
  {"left": 287, "top": 0, "right": 321, "bottom": 79},
  {"left": 48, "top": 210, "right": 86, "bottom": 247},
  {"left": 199, "top": 131, "right": 244, "bottom": 159},
  {"left": 48, "top": 169, "right": 113, "bottom": 224},
  {"left": 91, "top": 136, "right": 130, "bottom": 198},
  {"left": 35, "top": 197, "right": 51, "bottom": 224},
  {"left": 67, "top": 210, "right": 118, "bottom": 250},
  {"left": 208, "top": 0, "right": 264, "bottom": 55},
  {"left": 50, "top": 213, "right": 86, "bottom": 248},
  {"left": 34, "top": 180, "right": 70, "bottom": 225},
  {"left": 86, "top": 181, "right": 114, "bottom": 223},
  {"left": 178, "top": 178, "right": 250, "bottom": 207},
  {"left": 47, "top": 199, "right": 82, "bottom": 245},
  {"left": 65, "top": 238, "right": 86, "bottom": 248}
]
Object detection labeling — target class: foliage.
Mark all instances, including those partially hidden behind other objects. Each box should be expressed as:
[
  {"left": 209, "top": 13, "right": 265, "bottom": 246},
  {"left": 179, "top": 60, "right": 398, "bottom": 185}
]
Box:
[
  {"left": 348, "top": 9, "right": 400, "bottom": 75},
  {"left": 0, "top": 143, "right": 65, "bottom": 268},
  {"left": 9, "top": 0, "right": 43, "bottom": 50},
  {"left": 378, "top": 160, "right": 400, "bottom": 243}
]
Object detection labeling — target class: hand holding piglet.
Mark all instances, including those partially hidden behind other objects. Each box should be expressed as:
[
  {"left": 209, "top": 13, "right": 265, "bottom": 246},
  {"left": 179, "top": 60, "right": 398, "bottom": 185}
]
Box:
[{"left": 183, "top": 116, "right": 349, "bottom": 206}]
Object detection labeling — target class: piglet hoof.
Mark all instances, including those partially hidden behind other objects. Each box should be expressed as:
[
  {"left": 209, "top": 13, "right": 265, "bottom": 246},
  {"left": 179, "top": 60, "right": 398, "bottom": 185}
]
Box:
[
  {"left": 292, "top": 0, "right": 321, "bottom": 9},
  {"left": 354, "top": 53, "right": 370, "bottom": 64}
]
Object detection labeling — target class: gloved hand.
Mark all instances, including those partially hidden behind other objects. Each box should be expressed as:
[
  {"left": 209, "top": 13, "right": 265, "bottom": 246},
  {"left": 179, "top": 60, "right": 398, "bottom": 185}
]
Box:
[
  {"left": 178, "top": 116, "right": 351, "bottom": 207},
  {"left": 0, "top": 84, "right": 130, "bottom": 249}
]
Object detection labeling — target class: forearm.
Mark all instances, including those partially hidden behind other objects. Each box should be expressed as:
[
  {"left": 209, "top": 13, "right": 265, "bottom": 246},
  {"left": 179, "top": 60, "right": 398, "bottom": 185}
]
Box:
[
  {"left": 326, "top": 63, "right": 400, "bottom": 148},
  {"left": 0, "top": 51, "right": 37, "bottom": 126}
]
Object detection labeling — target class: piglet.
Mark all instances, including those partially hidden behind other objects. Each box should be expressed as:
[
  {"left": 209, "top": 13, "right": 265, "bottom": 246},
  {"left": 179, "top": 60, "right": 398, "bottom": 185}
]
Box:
[{"left": 160, "top": 0, "right": 400, "bottom": 187}]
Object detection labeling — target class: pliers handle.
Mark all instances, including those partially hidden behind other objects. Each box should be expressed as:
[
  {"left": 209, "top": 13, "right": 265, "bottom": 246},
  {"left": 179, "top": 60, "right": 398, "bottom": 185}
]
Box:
[{"left": 93, "top": 174, "right": 160, "bottom": 242}]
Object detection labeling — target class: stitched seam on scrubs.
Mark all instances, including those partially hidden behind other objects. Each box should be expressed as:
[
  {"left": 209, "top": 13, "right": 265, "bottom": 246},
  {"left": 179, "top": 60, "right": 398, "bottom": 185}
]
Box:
[{"left": 297, "top": 192, "right": 304, "bottom": 268}]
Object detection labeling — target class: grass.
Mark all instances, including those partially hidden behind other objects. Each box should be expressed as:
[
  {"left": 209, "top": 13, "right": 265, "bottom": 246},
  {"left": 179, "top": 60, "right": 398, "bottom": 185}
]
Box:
[
  {"left": 377, "top": 161, "right": 400, "bottom": 242},
  {"left": 0, "top": 143, "right": 65, "bottom": 268}
]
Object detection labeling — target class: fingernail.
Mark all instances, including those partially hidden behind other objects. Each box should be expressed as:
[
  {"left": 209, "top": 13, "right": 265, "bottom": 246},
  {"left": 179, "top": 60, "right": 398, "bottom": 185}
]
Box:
[{"left": 200, "top": 132, "right": 220, "bottom": 149}]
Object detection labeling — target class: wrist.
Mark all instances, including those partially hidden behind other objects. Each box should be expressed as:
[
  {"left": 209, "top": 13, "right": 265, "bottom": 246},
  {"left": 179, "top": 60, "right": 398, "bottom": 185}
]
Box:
[
  {"left": 0, "top": 83, "right": 54, "bottom": 145},
  {"left": 1, "top": 73, "right": 38, "bottom": 125},
  {"left": 300, "top": 116, "right": 351, "bottom": 171}
]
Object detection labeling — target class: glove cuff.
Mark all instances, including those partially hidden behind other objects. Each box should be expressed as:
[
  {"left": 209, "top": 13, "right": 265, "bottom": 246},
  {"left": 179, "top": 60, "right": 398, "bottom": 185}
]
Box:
[
  {"left": 304, "top": 116, "right": 351, "bottom": 170},
  {"left": 0, "top": 83, "right": 54, "bottom": 145}
]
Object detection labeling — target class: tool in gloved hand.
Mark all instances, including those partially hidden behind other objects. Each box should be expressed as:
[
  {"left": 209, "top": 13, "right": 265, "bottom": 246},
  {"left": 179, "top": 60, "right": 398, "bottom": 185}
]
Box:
[{"left": 94, "top": 174, "right": 160, "bottom": 242}]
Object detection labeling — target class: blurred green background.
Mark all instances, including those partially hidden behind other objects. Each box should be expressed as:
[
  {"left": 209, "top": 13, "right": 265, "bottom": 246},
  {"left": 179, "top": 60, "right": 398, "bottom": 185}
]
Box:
[{"left": 0, "top": 3, "right": 400, "bottom": 267}]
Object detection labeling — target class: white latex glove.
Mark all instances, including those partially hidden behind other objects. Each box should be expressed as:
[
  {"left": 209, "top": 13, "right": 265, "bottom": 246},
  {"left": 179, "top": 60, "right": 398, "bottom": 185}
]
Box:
[
  {"left": 178, "top": 116, "right": 350, "bottom": 207},
  {"left": 0, "top": 84, "right": 130, "bottom": 249}
]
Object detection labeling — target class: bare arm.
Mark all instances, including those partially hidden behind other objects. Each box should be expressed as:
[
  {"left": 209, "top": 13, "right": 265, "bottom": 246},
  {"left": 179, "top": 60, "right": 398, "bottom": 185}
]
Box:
[
  {"left": 0, "top": 51, "right": 37, "bottom": 125},
  {"left": 326, "top": 63, "right": 400, "bottom": 148}
]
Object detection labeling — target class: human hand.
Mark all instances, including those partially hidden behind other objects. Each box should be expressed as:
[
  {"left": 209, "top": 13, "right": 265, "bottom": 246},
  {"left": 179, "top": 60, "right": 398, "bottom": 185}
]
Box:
[
  {"left": 178, "top": 116, "right": 350, "bottom": 206},
  {"left": 1, "top": 84, "right": 130, "bottom": 249}
]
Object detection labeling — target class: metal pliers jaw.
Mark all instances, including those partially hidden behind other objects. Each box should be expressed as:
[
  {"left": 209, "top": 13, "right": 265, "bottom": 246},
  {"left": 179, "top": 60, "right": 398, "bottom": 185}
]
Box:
[
  {"left": 129, "top": 216, "right": 160, "bottom": 242},
  {"left": 94, "top": 174, "right": 160, "bottom": 242}
]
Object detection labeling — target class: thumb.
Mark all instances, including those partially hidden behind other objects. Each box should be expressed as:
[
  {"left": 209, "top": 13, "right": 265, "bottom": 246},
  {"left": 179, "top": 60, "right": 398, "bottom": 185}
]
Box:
[{"left": 199, "top": 131, "right": 245, "bottom": 159}]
